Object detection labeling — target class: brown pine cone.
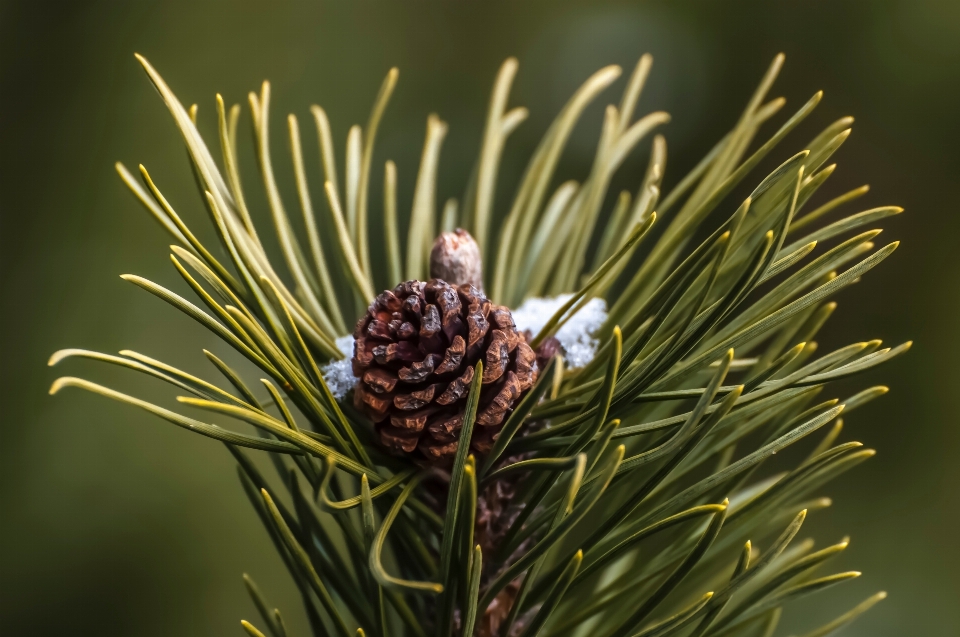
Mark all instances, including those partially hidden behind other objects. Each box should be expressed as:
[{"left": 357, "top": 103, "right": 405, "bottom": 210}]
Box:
[{"left": 352, "top": 279, "right": 538, "bottom": 462}]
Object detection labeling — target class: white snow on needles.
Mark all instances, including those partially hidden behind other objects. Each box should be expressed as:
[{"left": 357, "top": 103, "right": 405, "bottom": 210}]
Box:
[{"left": 320, "top": 335, "right": 360, "bottom": 401}]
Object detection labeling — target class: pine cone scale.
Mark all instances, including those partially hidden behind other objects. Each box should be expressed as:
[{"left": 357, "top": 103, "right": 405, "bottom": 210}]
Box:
[
  {"left": 436, "top": 335, "right": 465, "bottom": 374},
  {"left": 390, "top": 409, "right": 433, "bottom": 431},
  {"left": 362, "top": 368, "right": 397, "bottom": 393},
  {"left": 436, "top": 365, "right": 474, "bottom": 405}
]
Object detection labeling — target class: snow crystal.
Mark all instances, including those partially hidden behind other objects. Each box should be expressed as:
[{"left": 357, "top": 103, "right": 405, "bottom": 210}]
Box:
[
  {"left": 512, "top": 294, "right": 608, "bottom": 369},
  {"left": 321, "top": 334, "right": 358, "bottom": 400},
  {"left": 319, "top": 295, "right": 608, "bottom": 401}
]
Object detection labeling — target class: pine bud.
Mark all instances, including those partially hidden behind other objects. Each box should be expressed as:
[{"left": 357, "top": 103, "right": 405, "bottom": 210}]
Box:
[{"left": 430, "top": 228, "right": 483, "bottom": 291}]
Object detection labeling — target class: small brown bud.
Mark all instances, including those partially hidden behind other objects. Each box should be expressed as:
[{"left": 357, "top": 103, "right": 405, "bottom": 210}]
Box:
[{"left": 430, "top": 228, "right": 483, "bottom": 291}]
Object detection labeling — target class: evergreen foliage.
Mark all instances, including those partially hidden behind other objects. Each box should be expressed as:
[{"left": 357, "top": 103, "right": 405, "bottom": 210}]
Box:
[{"left": 50, "top": 51, "right": 906, "bottom": 637}]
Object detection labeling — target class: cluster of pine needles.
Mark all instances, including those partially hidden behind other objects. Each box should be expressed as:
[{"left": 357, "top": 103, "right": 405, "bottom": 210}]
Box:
[{"left": 50, "top": 51, "right": 906, "bottom": 637}]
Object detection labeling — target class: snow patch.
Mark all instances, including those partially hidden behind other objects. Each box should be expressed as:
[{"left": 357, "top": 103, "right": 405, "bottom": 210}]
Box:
[
  {"left": 512, "top": 294, "right": 607, "bottom": 370},
  {"left": 321, "top": 334, "right": 358, "bottom": 401}
]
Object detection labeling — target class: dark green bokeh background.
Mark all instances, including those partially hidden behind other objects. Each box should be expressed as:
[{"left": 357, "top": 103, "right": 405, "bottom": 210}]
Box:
[{"left": 2, "top": 0, "right": 957, "bottom": 634}]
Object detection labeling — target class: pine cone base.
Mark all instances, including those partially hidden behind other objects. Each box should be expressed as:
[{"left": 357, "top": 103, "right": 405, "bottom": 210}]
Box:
[{"left": 352, "top": 279, "right": 538, "bottom": 462}]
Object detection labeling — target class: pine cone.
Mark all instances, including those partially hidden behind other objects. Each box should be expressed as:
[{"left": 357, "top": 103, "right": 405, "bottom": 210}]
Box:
[{"left": 352, "top": 279, "right": 538, "bottom": 462}]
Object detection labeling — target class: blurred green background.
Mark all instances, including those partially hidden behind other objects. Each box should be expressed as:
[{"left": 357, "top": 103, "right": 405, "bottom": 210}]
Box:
[{"left": 1, "top": 0, "right": 957, "bottom": 634}]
